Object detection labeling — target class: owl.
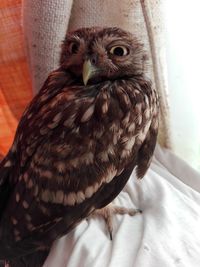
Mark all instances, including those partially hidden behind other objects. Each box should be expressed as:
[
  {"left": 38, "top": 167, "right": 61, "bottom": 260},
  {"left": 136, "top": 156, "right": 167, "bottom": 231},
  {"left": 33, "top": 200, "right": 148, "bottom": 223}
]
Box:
[{"left": 0, "top": 27, "right": 159, "bottom": 267}]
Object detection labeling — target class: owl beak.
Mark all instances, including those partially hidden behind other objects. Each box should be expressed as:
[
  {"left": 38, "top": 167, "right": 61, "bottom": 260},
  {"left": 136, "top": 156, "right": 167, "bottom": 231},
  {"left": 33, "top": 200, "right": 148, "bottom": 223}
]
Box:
[{"left": 82, "top": 60, "right": 97, "bottom": 85}]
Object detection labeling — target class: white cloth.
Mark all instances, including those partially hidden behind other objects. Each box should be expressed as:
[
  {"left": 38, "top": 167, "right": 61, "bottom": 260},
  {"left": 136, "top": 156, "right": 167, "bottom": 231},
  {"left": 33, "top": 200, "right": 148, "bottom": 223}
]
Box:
[{"left": 44, "top": 145, "right": 200, "bottom": 267}]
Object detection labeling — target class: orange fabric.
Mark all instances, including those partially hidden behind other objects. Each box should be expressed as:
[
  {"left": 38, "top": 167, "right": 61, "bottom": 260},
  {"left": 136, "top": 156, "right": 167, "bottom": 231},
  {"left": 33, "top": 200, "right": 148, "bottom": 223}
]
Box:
[{"left": 0, "top": 0, "right": 32, "bottom": 156}]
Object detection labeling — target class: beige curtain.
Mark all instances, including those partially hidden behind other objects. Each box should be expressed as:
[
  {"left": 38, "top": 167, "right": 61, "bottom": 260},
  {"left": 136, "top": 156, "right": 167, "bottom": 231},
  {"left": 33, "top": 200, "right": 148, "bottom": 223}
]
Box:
[{"left": 23, "top": 0, "right": 171, "bottom": 148}]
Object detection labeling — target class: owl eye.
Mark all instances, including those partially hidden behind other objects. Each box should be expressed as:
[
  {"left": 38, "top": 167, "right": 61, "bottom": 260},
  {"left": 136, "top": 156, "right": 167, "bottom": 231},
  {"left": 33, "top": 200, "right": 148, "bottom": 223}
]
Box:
[
  {"left": 69, "top": 42, "right": 80, "bottom": 54},
  {"left": 109, "top": 46, "right": 129, "bottom": 56}
]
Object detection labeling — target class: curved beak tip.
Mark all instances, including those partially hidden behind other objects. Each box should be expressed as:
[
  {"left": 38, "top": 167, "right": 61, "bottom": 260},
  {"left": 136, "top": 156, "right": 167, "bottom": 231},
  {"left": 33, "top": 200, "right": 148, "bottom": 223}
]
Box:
[{"left": 82, "top": 60, "right": 94, "bottom": 86}]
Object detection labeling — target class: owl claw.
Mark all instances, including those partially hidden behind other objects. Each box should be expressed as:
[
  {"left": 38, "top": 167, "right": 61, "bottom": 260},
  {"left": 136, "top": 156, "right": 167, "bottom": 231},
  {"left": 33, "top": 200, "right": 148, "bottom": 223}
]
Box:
[
  {"left": 91, "top": 204, "right": 142, "bottom": 240},
  {"left": 109, "top": 231, "right": 113, "bottom": 241}
]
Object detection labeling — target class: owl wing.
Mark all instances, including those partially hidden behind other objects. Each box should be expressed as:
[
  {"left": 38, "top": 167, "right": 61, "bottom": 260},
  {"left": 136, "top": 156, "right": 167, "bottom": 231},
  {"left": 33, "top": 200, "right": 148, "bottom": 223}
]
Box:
[
  {"left": 0, "top": 69, "right": 78, "bottom": 258},
  {"left": 0, "top": 68, "right": 70, "bottom": 217},
  {"left": 0, "top": 75, "right": 159, "bottom": 260},
  {"left": 136, "top": 88, "right": 159, "bottom": 178}
]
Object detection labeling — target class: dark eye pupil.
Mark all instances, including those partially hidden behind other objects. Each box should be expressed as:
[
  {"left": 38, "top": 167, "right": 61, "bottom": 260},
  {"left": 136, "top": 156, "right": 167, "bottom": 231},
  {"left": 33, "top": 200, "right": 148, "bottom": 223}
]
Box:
[
  {"left": 71, "top": 43, "right": 79, "bottom": 54},
  {"left": 113, "top": 47, "right": 124, "bottom": 56}
]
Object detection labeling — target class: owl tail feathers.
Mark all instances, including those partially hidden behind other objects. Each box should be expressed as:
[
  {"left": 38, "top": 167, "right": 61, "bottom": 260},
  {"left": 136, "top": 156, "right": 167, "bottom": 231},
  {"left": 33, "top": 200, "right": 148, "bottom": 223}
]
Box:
[
  {"left": 0, "top": 237, "right": 50, "bottom": 267},
  {"left": 5, "top": 250, "right": 49, "bottom": 267}
]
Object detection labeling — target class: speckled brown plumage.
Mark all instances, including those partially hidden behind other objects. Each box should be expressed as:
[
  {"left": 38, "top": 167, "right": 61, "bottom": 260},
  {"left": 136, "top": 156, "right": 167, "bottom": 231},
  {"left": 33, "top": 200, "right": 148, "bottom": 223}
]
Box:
[{"left": 0, "top": 27, "right": 159, "bottom": 267}]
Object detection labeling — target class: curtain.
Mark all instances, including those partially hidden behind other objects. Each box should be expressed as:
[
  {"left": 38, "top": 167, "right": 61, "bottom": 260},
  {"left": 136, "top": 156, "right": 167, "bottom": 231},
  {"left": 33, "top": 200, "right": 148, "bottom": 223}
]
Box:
[{"left": 0, "top": 0, "right": 32, "bottom": 155}]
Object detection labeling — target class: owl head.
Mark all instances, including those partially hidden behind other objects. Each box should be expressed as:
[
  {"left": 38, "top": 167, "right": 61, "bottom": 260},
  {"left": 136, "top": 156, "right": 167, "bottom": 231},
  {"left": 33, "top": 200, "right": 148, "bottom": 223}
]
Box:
[{"left": 60, "top": 27, "right": 146, "bottom": 85}]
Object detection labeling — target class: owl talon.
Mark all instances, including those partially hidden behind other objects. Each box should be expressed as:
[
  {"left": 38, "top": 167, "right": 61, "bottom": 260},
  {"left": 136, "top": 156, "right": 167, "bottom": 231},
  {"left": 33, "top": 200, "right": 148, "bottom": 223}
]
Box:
[
  {"left": 91, "top": 204, "right": 141, "bottom": 239},
  {"left": 109, "top": 231, "right": 113, "bottom": 241}
]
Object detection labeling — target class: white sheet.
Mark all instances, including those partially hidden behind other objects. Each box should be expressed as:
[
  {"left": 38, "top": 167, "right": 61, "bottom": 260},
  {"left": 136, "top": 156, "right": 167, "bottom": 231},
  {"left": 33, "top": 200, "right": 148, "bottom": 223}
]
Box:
[{"left": 44, "top": 145, "right": 200, "bottom": 267}]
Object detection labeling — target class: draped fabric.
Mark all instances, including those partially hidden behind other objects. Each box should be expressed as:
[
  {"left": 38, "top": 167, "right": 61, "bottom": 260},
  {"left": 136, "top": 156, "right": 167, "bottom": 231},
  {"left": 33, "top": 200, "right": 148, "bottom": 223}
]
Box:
[{"left": 0, "top": 0, "right": 32, "bottom": 155}]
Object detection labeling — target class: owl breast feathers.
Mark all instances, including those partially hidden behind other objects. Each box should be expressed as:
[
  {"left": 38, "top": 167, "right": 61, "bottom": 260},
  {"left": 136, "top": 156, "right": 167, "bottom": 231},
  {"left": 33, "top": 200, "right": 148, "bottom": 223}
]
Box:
[{"left": 0, "top": 27, "right": 159, "bottom": 264}]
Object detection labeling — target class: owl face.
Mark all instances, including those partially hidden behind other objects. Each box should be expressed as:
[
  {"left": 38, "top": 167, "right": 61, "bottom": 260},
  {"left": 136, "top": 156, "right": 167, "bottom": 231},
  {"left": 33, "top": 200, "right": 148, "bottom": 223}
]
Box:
[{"left": 60, "top": 27, "right": 144, "bottom": 85}]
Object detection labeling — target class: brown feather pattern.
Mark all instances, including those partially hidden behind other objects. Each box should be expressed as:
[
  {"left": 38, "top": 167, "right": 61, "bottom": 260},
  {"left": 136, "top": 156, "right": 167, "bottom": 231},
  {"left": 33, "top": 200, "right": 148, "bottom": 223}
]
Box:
[{"left": 0, "top": 27, "right": 159, "bottom": 266}]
